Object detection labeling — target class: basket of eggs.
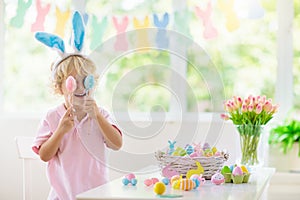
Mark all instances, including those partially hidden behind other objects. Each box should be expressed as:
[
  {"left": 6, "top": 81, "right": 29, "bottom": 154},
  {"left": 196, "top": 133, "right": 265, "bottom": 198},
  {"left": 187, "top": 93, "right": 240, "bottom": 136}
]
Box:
[{"left": 155, "top": 141, "right": 229, "bottom": 179}]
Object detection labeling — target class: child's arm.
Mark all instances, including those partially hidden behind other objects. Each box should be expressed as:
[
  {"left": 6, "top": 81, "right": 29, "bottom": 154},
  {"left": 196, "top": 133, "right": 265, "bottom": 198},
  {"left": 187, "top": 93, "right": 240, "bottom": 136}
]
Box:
[{"left": 39, "top": 107, "right": 75, "bottom": 161}]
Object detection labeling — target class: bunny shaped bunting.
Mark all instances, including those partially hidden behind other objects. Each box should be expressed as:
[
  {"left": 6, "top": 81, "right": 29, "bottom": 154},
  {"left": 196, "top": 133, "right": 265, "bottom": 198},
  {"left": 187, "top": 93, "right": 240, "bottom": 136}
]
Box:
[{"left": 35, "top": 11, "right": 86, "bottom": 67}]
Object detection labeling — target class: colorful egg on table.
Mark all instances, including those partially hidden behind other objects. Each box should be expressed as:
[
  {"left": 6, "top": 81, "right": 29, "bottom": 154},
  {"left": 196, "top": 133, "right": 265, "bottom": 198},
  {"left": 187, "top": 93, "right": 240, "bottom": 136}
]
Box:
[
  {"left": 144, "top": 179, "right": 153, "bottom": 186},
  {"left": 211, "top": 173, "right": 225, "bottom": 185},
  {"left": 153, "top": 182, "right": 166, "bottom": 195},
  {"left": 241, "top": 165, "right": 249, "bottom": 173},
  {"left": 232, "top": 166, "right": 243, "bottom": 176},
  {"left": 170, "top": 175, "right": 180, "bottom": 185},
  {"left": 151, "top": 178, "right": 159, "bottom": 184},
  {"left": 161, "top": 177, "right": 169, "bottom": 185},
  {"left": 125, "top": 173, "right": 135, "bottom": 181},
  {"left": 179, "top": 179, "right": 195, "bottom": 191}
]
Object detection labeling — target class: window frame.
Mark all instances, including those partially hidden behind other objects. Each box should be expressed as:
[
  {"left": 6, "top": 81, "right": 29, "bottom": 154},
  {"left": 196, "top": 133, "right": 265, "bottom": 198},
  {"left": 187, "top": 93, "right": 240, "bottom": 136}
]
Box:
[{"left": 0, "top": 0, "right": 294, "bottom": 121}]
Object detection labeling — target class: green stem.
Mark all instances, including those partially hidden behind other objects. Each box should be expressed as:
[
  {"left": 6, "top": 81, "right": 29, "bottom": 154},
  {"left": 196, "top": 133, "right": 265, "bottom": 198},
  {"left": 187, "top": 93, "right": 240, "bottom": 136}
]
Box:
[{"left": 238, "top": 125, "right": 262, "bottom": 165}]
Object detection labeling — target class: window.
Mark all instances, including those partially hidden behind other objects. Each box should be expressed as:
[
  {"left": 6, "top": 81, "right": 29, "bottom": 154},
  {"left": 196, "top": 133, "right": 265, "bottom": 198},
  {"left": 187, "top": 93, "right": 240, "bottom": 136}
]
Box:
[{"left": 1, "top": 0, "right": 295, "bottom": 120}]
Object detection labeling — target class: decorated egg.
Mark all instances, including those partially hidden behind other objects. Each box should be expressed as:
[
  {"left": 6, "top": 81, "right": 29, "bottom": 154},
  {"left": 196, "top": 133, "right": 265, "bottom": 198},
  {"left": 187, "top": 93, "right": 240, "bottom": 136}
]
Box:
[
  {"left": 161, "top": 177, "right": 169, "bottom": 185},
  {"left": 212, "top": 146, "right": 218, "bottom": 154},
  {"left": 170, "top": 175, "right": 180, "bottom": 185},
  {"left": 232, "top": 166, "right": 243, "bottom": 176},
  {"left": 144, "top": 179, "right": 153, "bottom": 186},
  {"left": 125, "top": 173, "right": 135, "bottom": 181},
  {"left": 211, "top": 173, "right": 225, "bottom": 185},
  {"left": 179, "top": 179, "right": 195, "bottom": 191},
  {"left": 151, "top": 178, "right": 159, "bottom": 184},
  {"left": 203, "top": 142, "right": 210, "bottom": 150},
  {"left": 241, "top": 165, "right": 249, "bottom": 173},
  {"left": 185, "top": 145, "right": 194, "bottom": 155},
  {"left": 221, "top": 166, "right": 232, "bottom": 174},
  {"left": 153, "top": 182, "right": 166, "bottom": 195}
]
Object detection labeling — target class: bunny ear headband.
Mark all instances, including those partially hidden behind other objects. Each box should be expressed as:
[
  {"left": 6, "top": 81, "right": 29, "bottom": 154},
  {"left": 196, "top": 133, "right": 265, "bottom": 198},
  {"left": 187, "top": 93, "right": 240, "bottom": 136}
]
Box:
[{"left": 35, "top": 11, "right": 86, "bottom": 75}]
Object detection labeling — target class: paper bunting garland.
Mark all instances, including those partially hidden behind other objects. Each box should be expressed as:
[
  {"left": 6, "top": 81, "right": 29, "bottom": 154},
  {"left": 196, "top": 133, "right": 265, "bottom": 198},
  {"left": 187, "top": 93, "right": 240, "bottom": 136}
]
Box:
[
  {"left": 90, "top": 15, "right": 108, "bottom": 50},
  {"left": 113, "top": 16, "right": 129, "bottom": 51},
  {"left": 54, "top": 7, "right": 71, "bottom": 37},
  {"left": 218, "top": 0, "right": 240, "bottom": 32},
  {"left": 10, "top": 0, "right": 32, "bottom": 28},
  {"left": 153, "top": 13, "right": 169, "bottom": 49},
  {"left": 248, "top": 0, "right": 265, "bottom": 19},
  {"left": 133, "top": 16, "right": 150, "bottom": 50},
  {"left": 195, "top": 2, "right": 218, "bottom": 40},
  {"left": 174, "top": 10, "right": 192, "bottom": 38},
  {"left": 31, "top": 0, "right": 51, "bottom": 32}
]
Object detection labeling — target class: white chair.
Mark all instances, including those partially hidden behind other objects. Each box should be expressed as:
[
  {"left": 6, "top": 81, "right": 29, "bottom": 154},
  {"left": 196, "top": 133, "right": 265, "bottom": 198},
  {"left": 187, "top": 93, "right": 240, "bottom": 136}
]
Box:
[{"left": 15, "top": 136, "right": 39, "bottom": 200}]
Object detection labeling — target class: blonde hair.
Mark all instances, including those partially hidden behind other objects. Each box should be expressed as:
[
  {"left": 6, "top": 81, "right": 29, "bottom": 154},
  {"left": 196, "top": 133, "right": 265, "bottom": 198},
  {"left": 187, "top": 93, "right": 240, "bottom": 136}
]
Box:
[{"left": 51, "top": 55, "right": 99, "bottom": 95}]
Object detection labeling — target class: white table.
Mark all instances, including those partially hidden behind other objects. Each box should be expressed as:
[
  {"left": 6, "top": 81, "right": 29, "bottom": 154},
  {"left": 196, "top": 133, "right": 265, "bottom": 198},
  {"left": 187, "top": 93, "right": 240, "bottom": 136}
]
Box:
[{"left": 77, "top": 167, "right": 275, "bottom": 200}]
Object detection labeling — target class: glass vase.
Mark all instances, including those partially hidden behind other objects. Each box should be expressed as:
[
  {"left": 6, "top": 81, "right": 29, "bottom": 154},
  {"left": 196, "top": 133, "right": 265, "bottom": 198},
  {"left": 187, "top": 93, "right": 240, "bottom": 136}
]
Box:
[{"left": 236, "top": 124, "right": 265, "bottom": 166}]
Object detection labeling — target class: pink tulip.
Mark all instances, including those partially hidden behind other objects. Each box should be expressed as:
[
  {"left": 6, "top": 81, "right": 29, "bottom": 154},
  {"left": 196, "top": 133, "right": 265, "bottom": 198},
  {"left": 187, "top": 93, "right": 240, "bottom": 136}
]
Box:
[
  {"left": 255, "top": 104, "right": 263, "bottom": 114},
  {"left": 263, "top": 101, "right": 272, "bottom": 112},
  {"left": 241, "top": 104, "right": 248, "bottom": 112},
  {"left": 271, "top": 104, "right": 279, "bottom": 113},
  {"left": 248, "top": 104, "right": 254, "bottom": 112},
  {"left": 220, "top": 113, "right": 230, "bottom": 120}
]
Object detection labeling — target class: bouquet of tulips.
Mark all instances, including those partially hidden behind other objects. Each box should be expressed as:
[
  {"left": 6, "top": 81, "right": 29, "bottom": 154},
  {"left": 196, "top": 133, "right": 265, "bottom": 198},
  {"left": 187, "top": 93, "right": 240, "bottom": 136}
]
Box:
[
  {"left": 221, "top": 95, "right": 279, "bottom": 125},
  {"left": 221, "top": 95, "right": 279, "bottom": 165}
]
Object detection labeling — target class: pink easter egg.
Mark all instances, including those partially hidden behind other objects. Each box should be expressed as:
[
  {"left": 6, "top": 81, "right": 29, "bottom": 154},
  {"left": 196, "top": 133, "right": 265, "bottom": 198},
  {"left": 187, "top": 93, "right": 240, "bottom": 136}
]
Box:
[
  {"left": 190, "top": 152, "right": 199, "bottom": 158},
  {"left": 66, "top": 76, "right": 77, "bottom": 93},
  {"left": 211, "top": 173, "right": 225, "bottom": 185},
  {"left": 125, "top": 173, "right": 135, "bottom": 181},
  {"left": 144, "top": 179, "right": 153, "bottom": 186},
  {"left": 151, "top": 178, "right": 159, "bottom": 184},
  {"left": 232, "top": 166, "right": 243, "bottom": 176}
]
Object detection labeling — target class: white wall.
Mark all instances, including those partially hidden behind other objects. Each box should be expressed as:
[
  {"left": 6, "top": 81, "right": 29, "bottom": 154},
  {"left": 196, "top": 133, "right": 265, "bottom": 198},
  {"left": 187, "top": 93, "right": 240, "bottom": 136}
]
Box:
[{"left": 0, "top": 116, "right": 238, "bottom": 200}]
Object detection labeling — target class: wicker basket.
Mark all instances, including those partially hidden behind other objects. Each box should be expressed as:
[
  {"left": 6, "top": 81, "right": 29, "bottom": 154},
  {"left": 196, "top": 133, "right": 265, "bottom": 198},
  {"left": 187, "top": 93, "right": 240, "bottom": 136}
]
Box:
[{"left": 155, "top": 150, "right": 229, "bottom": 179}]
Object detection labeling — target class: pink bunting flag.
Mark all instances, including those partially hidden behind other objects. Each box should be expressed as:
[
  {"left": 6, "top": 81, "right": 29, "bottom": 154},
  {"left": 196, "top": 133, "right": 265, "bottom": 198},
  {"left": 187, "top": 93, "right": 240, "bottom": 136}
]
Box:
[
  {"left": 31, "top": 0, "right": 51, "bottom": 32},
  {"left": 112, "top": 16, "right": 129, "bottom": 51},
  {"left": 195, "top": 1, "right": 218, "bottom": 40}
]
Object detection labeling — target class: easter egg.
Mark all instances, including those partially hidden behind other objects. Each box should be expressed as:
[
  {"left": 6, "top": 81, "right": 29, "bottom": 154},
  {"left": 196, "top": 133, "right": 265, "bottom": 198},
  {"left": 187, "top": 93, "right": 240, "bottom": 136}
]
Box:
[
  {"left": 151, "top": 178, "right": 159, "bottom": 184},
  {"left": 144, "top": 179, "right": 153, "bottom": 186},
  {"left": 232, "top": 166, "right": 243, "bottom": 176},
  {"left": 161, "top": 177, "right": 169, "bottom": 185},
  {"left": 153, "top": 182, "right": 166, "bottom": 195},
  {"left": 125, "top": 173, "right": 135, "bottom": 181},
  {"left": 221, "top": 166, "right": 232, "bottom": 174},
  {"left": 83, "top": 74, "right": 95, "bottom": 90},
  {"left": 122, "top": 178, "right": 129, "bottom": 185},
  {"left": 172, "top": 180, "right": 180, "bottom": 190},
  {"left": 131, "top": 178, "right": 137, "bottom": 186},
  {"left": 170, "top": 175, "right": 180, "bottom": 185},
  {"left": 241, "top": 165, "right": 249, "bottom": 173},
  {"left": 65, "top": 76, "right": 77, "bottom": 93},
  {"left": 179, "top": 179, "right": 195, "bottom": 191},
  {"left": 211, "top": 173, "right": 225, "bottom": 185}
]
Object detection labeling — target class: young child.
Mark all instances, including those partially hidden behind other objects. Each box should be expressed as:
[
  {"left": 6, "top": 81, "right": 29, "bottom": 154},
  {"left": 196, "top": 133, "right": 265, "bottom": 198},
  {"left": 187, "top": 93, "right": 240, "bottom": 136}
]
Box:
[{"left": 32, "top": 12, "right": 122, "bottom": 200}]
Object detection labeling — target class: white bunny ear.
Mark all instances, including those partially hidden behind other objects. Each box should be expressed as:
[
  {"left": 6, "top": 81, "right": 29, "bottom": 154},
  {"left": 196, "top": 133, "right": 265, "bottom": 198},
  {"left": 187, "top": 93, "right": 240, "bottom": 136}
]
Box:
[
  {"left": 35, "top": 32, "right": 65, "bottom": 56},
  {"left": 72, "top": 11, "right": 85, "bottom": 52}
]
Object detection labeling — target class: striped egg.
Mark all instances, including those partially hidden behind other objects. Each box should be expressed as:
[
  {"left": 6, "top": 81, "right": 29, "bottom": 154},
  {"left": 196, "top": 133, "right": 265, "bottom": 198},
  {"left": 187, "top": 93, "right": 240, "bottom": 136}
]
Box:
[{"left": 179, "top": 179, "right": 195, "bottom": 191}]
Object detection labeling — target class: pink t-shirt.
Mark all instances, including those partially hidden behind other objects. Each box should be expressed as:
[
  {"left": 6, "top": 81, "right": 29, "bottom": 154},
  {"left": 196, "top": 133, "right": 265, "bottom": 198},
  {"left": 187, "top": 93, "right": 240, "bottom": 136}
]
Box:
[{"left": 32, "top": 104, "right": 121, "bottom": 200}]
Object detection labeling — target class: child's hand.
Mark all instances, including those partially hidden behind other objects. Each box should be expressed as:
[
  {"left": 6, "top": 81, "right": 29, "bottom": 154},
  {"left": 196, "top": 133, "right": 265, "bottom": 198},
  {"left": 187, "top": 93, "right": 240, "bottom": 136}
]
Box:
[
  {"left": 57, "top": 107, "right": 75, "bottom": 134},
  {"left": 83, "top": 95, "right": 99, "bottom": 119}
]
